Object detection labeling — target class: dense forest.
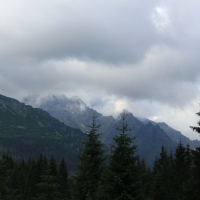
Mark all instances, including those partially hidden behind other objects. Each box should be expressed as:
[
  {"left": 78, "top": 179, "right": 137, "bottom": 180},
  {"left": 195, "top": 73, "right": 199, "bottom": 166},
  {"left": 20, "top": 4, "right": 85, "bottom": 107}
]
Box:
[{"left": 1, "top": 113, "right": 200, "bottom": 200}]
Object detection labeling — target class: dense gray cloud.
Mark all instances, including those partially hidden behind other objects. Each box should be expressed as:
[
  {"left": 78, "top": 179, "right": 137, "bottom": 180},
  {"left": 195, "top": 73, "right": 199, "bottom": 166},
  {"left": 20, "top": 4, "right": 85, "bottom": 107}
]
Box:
[
  {"left": 0, "top": 0, "right": 160, "bottom": 63},
  {"left": 1, "top": 0, "right": 200, "bottom": 139}
]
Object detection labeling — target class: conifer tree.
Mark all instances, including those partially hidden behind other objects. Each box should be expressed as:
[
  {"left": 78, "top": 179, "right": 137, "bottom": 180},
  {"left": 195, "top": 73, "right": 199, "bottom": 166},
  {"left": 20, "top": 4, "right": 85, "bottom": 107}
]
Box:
[
  {"left": 190, "top": 103, "right": 200, "bottom": 133},
  {"left": 58, "top": 157, "right": 70, "bottom": 199},
  {"left": 183, "top": 147, "right": 200, "bottom": 200},
  {"left": 25, "top": 158, "right": 37, "bottom": 200},
  {"left": 108, "top": 111, "right": 142, "bottom": 200},
  {"left": 137, "top": 159, "right": 153, "bottom": 199},
  {"left": 35, "top": 156, "right": 60, "bottom": 200},
  {"left": 76, "top": 115, "right": 105, "bottom": 200},
  {"left": 49, "top": 156, "right": 58, "bottom": 177},
  {"left": 0, "top": 155, "right": 15, "bottom": 199},
  {"left": 35, "top": 168, "right": 60, "bottom": 200},
  {"left": 152, "top": 146, "right": 174, "bottom": 200},
  {"left": 11, "top": 159, "right": 28, "bottom": 199},
  {"left": 173, "top": 142, "right": 191, "bottom": 199}
]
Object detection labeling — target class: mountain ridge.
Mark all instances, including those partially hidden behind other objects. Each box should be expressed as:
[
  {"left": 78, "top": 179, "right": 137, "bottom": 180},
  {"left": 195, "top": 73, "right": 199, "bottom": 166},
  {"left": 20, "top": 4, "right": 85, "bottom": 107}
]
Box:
[
  {"left": 0, "top": 94, "right": 87, "bottom": 172},
  {"left": 24, "top": 94, "right": 199, "bottom": 167},
  {"left": 140, "top": 118, "right": 200, "bottom": 149},
  {"left": 24, "top": 94, "right": 200, "bottom": 144}
]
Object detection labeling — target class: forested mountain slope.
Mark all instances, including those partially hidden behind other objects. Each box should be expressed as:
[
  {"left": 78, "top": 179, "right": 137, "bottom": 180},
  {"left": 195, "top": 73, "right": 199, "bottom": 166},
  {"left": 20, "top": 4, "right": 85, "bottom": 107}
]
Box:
[{"left": 0, "top": 94, "right": 86, "bottom": 172}]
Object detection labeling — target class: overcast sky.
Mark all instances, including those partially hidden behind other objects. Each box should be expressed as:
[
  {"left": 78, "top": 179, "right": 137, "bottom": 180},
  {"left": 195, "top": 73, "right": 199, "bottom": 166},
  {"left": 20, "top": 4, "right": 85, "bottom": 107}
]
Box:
[{"left": 1, "top": 0, "right": 200, "bottom": 140}]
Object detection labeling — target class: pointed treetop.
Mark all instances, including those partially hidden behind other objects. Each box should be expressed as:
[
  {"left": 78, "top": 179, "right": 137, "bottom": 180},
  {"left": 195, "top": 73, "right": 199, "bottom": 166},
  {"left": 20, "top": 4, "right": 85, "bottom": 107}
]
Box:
[{"left": 190, "top": 103, "right": 200, "bottom": 134}]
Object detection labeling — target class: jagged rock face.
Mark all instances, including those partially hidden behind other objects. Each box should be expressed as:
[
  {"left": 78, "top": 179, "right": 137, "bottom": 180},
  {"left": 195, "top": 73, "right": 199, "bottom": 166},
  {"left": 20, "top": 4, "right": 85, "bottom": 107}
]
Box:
[
  {"left": 39, "top": 95, "right": 91, "bottom": 131},
  {"left": 24, "top": 95, "right": 115, "bottom": 134}
]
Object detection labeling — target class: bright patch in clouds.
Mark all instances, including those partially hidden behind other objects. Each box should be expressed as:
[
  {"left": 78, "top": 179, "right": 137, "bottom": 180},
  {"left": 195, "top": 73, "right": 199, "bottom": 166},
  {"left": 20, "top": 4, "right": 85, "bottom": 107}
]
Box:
[
  {"left": 114, "top": 99, "right": 129, "bottom": 113},
  {"left": 149, "top": 116, "right": 158, "bottom": 121},
  {"left": 152, "top": 7, "right": 170, "bottom": 31}
]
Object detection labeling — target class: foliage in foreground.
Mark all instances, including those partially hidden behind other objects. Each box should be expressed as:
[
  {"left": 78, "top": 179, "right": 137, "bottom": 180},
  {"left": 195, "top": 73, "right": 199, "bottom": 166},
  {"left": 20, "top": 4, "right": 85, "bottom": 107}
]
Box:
[{"left": 1, "top": 110, "right": 200, "bottom": 200}]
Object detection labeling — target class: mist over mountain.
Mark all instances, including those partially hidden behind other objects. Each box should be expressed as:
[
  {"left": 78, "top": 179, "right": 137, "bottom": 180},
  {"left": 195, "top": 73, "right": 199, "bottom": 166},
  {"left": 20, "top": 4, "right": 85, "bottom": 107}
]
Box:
[
  {"left": 24, "top": 95, "right": 115, "bottom": 134},
  {"left": 24, "top": 94, "right": 200, "bottom": 166}
]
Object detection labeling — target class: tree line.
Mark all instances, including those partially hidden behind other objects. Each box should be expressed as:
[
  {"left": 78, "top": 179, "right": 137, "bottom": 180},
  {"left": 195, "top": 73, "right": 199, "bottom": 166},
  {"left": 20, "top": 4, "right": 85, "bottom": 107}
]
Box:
[{"left": 1, "top": 112, "right": 200, "bottom": 199}]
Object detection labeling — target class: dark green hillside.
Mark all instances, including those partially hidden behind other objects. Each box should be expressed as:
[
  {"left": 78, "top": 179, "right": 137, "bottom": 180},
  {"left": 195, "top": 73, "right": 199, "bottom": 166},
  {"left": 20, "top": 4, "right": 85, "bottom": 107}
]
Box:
[{"left": 0, "top": 94, "right": 86, "bottom": 172}]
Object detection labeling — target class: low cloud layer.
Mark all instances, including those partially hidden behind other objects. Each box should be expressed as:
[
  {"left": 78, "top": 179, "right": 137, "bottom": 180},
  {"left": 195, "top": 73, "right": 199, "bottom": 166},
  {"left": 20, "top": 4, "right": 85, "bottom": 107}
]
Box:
[{"left": 1, "top": 0, "right": 200, "bottom": 139}]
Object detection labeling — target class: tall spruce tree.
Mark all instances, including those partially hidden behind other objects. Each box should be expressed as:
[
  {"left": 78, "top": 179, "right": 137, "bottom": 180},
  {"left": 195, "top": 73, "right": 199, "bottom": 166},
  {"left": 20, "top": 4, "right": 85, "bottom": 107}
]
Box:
[
  {"left": 136, "top": 159, "right": 153, "bottom": 199},
  {"left": 183, "top": 104, "right": 200, "bottom": 199},
  {"left": 75, "top": 115, "right": 105, "bottom": 200},
  {"left": 58, "top": 157, "right": 70, "bottom": 199},
  {"left": 183, "top": 147, "right": 200, "bottom": 200},
  {"left": 173, "top": 142, "right": 191, "bottom": 199},
  {"left": 190, "top": 104, "right": 200, "bottom": 133},
  {"left": 0, "top": 155, "right": 15, "bottom": 199},
  {"left": 153, "top": 146, "right": 175, "bottom": 200},
  {"left": 108, "top": 111, "right": 142, "bottom": 200},
  {"left": 35, "top": 168, "right": 60, "bottom": 200},
  {"left": 35, "top": 156, "right": 60, "bottom": 200}
]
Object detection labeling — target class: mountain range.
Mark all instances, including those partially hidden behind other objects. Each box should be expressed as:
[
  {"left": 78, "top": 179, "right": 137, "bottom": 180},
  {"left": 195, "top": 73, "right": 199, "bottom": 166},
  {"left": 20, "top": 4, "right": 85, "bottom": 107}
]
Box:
[
  {"left": 24, "top": 94, "right": 200, "bottom": 167},
  {"left": 0, "top": 92, "right": 199, "bottom": 171}
]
